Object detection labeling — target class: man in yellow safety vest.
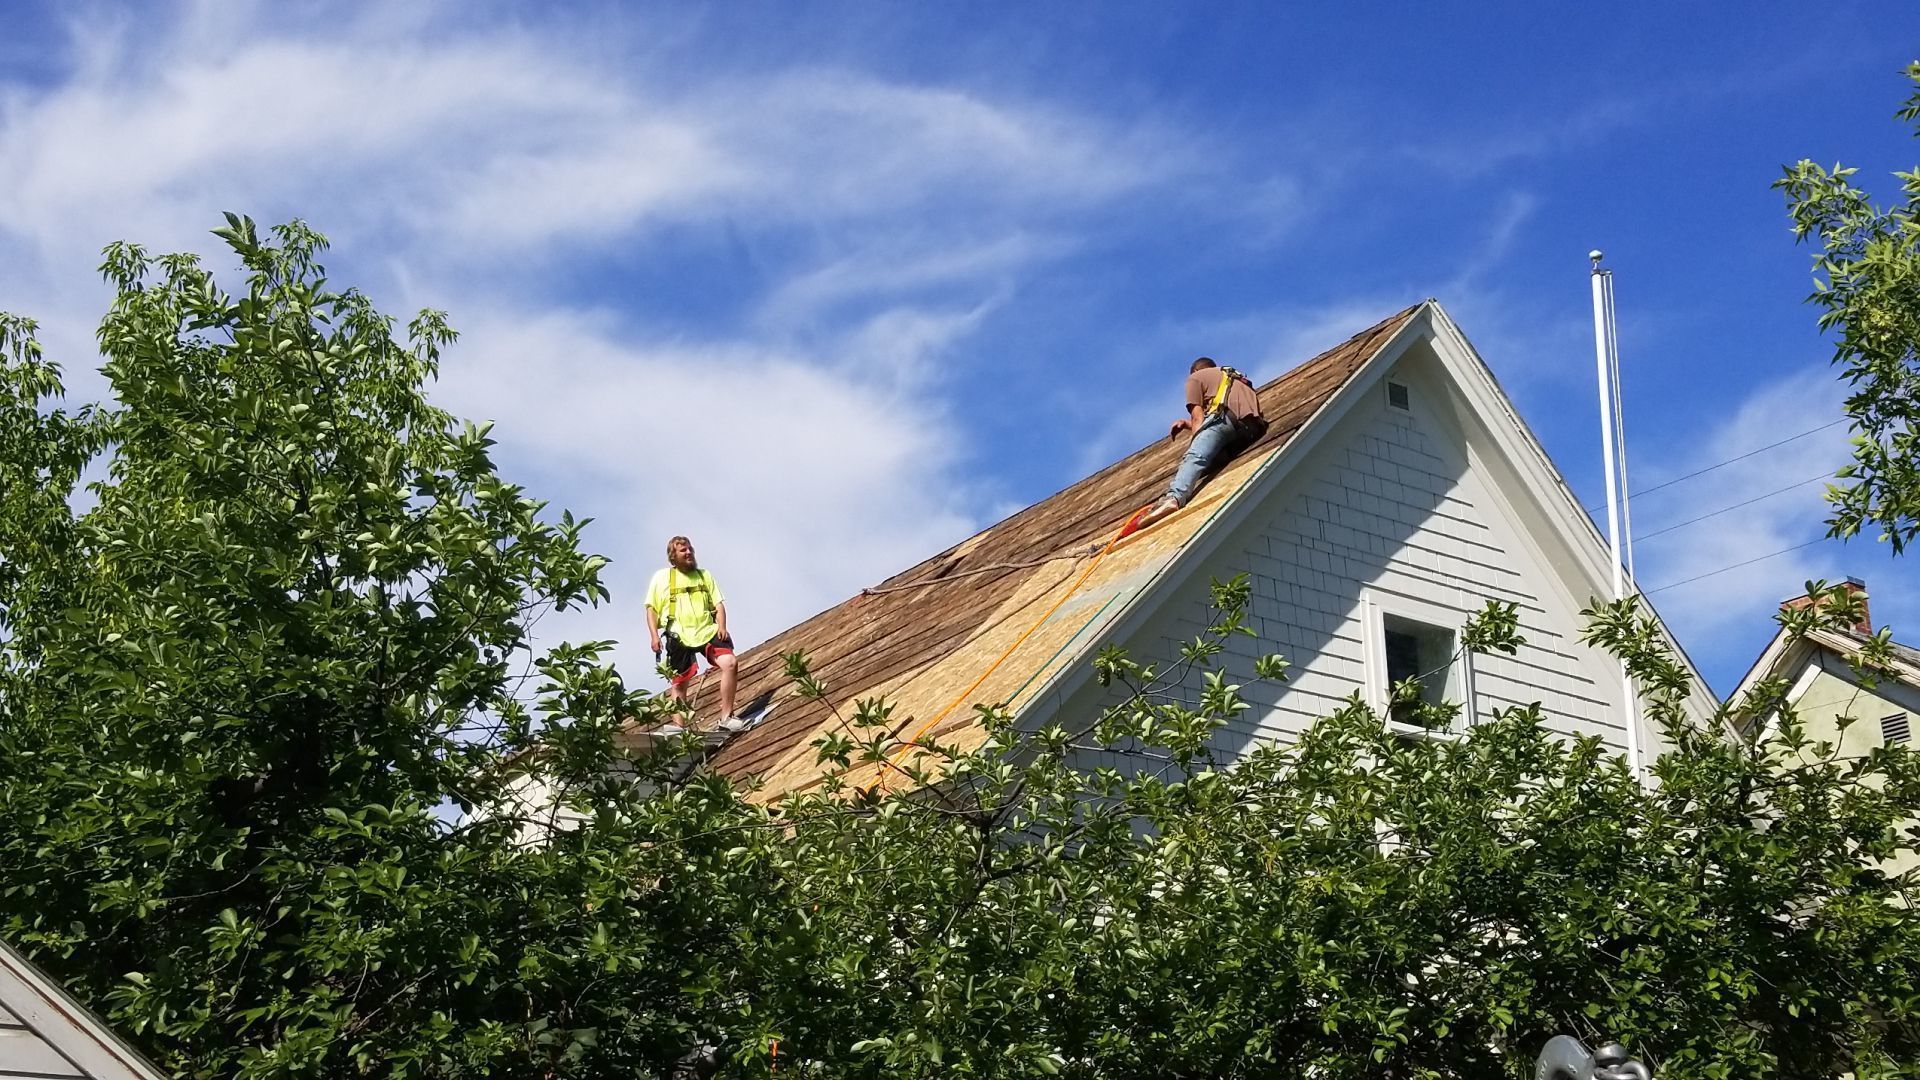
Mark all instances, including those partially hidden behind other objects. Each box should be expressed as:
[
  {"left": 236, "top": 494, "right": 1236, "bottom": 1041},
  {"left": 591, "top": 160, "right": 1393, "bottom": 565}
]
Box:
[{"left": 645, "top": 535, "right": 742, "bottom": 730}]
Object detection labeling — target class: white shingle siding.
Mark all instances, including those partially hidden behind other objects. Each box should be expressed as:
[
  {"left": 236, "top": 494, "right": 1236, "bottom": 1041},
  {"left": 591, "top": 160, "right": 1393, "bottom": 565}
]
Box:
[{"left": 1063, "top": 362, "right": 1634, "bottom": 766}]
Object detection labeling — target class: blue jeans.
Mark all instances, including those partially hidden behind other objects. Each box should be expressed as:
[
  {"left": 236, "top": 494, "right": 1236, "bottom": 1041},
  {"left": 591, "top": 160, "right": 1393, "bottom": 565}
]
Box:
[{"left": 1165, "top": 411, "right": 1253, "bottom": 505}]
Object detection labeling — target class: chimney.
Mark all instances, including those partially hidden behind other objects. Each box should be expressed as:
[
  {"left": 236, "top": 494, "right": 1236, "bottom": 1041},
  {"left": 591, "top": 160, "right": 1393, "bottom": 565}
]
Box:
[{"left": 1779, "top": 576, "right": 1871, "bottom": 636}]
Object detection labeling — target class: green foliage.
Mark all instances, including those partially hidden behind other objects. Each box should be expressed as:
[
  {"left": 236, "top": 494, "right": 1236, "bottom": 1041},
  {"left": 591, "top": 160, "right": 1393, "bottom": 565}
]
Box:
[
  {"left": 1776, "top": 61, "right": 1920, "bottom": 553},
  {"left": 0, "top": 217, "right": 639, "bottom": 1076},
  {"left": 3, "top": 218, "right": 1918, "bottom": 1077}
]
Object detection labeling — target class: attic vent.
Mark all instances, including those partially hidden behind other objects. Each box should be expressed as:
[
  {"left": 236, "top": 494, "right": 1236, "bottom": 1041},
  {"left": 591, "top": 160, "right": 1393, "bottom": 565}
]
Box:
[
  {"left": 1386, "top": 380, "right": 1411, "bottom": 411},
  {"left": 1883, "top": 713, "right": 1912, "bottom": 745}
]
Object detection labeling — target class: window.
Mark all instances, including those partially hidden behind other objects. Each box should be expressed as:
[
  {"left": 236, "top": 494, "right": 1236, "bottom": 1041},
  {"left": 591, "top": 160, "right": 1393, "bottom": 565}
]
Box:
[
  {"left": 1386, "top": 380, "right": 1411, "bottom": 411},
  {"left": 1383, "top": 615, "right": 1454, "bottom": 720},
  {"left": 1884, "top": 713, "right": 1912, "bottom": 745},
  {"left": 1362, "top": 593, "right": 1472, "bottom": 734}
]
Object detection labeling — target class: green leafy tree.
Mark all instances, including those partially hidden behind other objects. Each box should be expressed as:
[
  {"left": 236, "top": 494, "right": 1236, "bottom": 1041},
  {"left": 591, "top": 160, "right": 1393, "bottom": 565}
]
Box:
[
  {"left": 1777, "top": 60, "right": 1920, "bottom": 552},
  {"left": 0, "top": 218, "right": 660, "bottom": 1075},
  {"left": 4, "top": 219, "right": 1919, "bottom": 1077}
]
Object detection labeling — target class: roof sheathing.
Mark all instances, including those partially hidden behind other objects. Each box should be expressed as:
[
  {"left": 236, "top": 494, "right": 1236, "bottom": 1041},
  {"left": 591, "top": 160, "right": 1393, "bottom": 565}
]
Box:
[{"left": 690, "top": 306, "right": 1420, "bottom": 797}]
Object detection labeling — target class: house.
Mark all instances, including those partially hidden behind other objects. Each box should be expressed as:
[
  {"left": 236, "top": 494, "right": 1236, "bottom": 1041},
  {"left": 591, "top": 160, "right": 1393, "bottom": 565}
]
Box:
[
  {"left": 1728, "top": 578, "right": 1920, "bottom": 871},
  {"left": 0, "top": 939, "right": 166, "bottom": 1080},
  {"left": 663, "top": 300, "right": 1717, "bottom": 800}
]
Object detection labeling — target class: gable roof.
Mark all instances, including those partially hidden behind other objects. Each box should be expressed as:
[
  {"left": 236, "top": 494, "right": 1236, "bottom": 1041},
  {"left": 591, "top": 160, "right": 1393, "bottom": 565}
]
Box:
[
  {"left": 0, "top": 941, "right": 166, "bottom": 1080},
  {"left": 673, "top": 299, "right": 1715, "bottom": 798},
  {"left": 1731, "top": 623, "right": 1920, "bottom": 715},
  {"left": 679, "top": 305, "right": 1420, "bottom": 797}
]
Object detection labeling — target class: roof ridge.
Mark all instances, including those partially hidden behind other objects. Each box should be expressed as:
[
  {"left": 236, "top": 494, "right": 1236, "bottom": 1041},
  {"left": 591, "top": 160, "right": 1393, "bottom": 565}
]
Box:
[{"left": 867, "top": 302, "right": 1426, "bottom": 594}]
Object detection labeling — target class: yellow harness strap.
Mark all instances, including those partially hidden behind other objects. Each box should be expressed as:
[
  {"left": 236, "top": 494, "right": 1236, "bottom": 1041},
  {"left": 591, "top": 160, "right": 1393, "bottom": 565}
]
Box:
[
  {"left": 1207, "top": 366, "right": 1244, "bottom": 417},
  {"left": 668, "top": 568, "right": 715, "bottom": 612}
]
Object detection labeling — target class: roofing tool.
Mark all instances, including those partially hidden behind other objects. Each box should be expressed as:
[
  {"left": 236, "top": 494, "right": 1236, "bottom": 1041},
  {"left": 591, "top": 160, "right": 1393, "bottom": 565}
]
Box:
[{"left": 1535, "top": 1035, "right": 1651, "bottom": 1080}]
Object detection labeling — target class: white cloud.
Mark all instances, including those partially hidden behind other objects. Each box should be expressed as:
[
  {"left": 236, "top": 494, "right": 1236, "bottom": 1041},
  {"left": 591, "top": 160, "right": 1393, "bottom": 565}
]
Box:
[
  {"left": 759, "top": 233, "right": 1054, "bottom": 327},
  {"left": 0, "top": 7, "right": 1195, "bottom": 271},
  {"left": 0, "top": 35, "right": 614, "bottom": 257}
]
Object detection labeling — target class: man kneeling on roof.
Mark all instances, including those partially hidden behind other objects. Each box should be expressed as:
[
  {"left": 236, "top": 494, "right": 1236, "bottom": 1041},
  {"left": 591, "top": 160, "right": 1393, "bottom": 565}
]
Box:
[
  {"left": 1139, "top": 357, "right": 1267, "bottom": 529},
  {"left": 646, "top": 535, "right": 745, "bottom": 732}
]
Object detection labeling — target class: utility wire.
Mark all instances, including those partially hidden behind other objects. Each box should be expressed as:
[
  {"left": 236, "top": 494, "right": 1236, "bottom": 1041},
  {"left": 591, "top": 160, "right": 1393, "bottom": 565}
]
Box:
[
  {"left": 1634, "top": 474, "right": 1831, "bottom": 542},
  {"left": 1643, "top": 537, "right": 1828, "bottom": 595},
  {"left": 1585, "top": 419, "right": 1846, "bottom": 512}
]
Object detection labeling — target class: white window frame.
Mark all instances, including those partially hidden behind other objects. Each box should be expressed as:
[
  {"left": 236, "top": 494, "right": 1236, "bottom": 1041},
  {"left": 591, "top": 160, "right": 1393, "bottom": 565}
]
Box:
[{"left": 1360, "top": 590, "right": 1476, "bottom": 739}]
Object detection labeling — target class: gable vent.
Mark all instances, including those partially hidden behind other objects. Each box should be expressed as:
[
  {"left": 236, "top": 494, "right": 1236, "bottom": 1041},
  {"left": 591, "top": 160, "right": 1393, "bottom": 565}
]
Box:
[
  {"left": 1386, "top": 380, "right": 1411, "bottom": 411},
  {"left": 1884, "top": 713, "right": 1912, "bottom": 745}
]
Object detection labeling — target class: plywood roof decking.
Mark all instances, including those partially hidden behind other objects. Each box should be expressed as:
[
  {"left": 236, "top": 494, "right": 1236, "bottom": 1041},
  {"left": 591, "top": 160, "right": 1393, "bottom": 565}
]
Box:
[{"left": 684, "top": 304, "right": 1420, "bottom": 799}]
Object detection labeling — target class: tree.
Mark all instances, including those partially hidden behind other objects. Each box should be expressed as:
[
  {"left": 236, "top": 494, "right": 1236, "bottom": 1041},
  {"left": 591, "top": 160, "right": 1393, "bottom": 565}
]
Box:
[
  {"left": 4, "top": 219, "right": 1919, "bottom": 1077},
  {"left": 0, "top": 218, "right": 653, "bottom": 1075},
  {"left": 1777, "top": 60, "right": 1920, "bottom": 553}
]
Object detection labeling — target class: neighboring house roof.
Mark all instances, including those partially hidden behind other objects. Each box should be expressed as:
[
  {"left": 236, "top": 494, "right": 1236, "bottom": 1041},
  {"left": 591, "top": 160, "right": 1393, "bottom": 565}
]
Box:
[
  {"left": 674, "top": 300, "right": 1712, "bottom": 799},
  {"left": 1731, "top": 623, "right": 1920, "bottom": 719},
  {"left": 0, "top": 941, "right": 166, "bottom": 1080}
]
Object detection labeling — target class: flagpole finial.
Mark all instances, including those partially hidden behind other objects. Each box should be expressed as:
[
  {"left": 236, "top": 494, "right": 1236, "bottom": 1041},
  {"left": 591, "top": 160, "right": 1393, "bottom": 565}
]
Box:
[{"left": 1589, "top": 249, "right": 1605, "bottom": 269}]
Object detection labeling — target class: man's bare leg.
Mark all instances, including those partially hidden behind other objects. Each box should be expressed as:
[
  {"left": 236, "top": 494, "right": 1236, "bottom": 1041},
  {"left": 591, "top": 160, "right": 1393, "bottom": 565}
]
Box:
[{"left": 714, "top": 652, "right": 737, "bottom": 720}]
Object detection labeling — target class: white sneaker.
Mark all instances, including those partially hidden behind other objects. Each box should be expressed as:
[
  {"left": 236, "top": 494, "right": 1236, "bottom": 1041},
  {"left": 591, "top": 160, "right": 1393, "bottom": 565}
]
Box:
[
  {"left": 716, "top": 715, "right": 749, "bottom": 734},
  {"left": 1138, "top": 496, "right": 1182, "bottom": 528}
]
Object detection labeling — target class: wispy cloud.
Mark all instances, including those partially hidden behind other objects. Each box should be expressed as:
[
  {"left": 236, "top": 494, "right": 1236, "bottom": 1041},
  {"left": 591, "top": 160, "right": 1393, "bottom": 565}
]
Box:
[{"left": 759, "top": 233, "right": 1058, "bottom": 329}]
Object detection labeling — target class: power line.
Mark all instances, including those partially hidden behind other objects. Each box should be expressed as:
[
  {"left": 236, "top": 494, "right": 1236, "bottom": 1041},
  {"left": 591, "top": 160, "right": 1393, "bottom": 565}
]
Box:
[
  {"left": 1634, "top": 474, "right": 1831, "bottom": 542},
  {"left": 1585, "top": 419, "right": 1846, "bottom": 512},
  {"left": 1643, "top": 538, "right": 1828, "bottom": 595}
]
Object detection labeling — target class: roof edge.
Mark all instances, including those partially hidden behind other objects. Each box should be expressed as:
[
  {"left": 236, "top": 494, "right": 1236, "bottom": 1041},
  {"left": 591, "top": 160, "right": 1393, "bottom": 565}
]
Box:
[{"left": 0, "top": 939, "right": 167, "bottom": 1080}]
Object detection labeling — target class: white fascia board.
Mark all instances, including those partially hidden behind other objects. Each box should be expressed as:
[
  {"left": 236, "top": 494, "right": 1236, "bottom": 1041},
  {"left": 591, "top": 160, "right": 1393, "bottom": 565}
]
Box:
[
  {"left": 1732, "top": 627, "right": 1920, "bottom": 712},
  {"left": 0, "top": 940, "right": 166, "bottom": 1080},
  {"left": 1007, "top": 303, "right": 1432, "bottom": 733},
  {"left": 1419, "top": 304, "right": 1722, "bottom": 724},
  {"left": 1806, "top": 628, "right": 1920, "bottom": 690}
]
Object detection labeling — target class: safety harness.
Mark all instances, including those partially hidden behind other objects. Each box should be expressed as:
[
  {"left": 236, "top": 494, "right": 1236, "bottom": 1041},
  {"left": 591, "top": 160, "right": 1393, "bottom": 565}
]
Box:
[
  {"left": 1206, "top": 365, "right": 1255, "bottom": 418},
  {"left": 657, "top": 566, "right": 718, "bottom": 660}
]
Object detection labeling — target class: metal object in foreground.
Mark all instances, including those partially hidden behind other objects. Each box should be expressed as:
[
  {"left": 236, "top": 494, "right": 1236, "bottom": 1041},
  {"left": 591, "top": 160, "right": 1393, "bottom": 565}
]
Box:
[{"left": 1536, "top": 1034, "right": 1651, "bottom": 1080}]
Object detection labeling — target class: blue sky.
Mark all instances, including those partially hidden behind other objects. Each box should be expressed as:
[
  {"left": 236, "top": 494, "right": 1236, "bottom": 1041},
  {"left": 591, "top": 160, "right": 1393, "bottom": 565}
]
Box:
[{"left": 2, "top": 1, "right": 1916, "bottom": 695}]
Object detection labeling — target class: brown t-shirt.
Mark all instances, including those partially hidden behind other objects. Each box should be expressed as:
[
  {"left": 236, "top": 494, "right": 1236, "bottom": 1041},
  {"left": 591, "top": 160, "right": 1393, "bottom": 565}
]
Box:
[{"left": 1185, "top": 367, "right": 1261, "bottom": 422}]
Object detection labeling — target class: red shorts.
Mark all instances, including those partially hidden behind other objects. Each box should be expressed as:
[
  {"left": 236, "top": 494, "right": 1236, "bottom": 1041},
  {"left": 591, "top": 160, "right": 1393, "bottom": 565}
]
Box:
[{"left": 665, "top": 632, "right": 734, "bottom": 687}]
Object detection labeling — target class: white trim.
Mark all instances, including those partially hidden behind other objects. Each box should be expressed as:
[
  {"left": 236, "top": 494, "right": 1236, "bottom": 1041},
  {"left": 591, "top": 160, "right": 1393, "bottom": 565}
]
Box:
[
  {"left": 1730, "top": 625, "right": 1920, "bottom": 742},
  {"left": 0, "top": 940, "right": 166, "bottom": 1080}
]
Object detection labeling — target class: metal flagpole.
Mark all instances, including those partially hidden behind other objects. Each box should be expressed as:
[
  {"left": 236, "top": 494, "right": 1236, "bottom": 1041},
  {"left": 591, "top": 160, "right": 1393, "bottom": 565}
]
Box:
[{"left": 1590, "top": 251, "right": 1642, "bottom": 781}]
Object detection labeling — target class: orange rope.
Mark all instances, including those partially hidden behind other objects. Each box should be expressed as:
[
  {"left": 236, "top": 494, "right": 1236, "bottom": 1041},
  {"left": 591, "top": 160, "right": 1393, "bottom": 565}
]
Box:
[{"left": 874, "top": 504, "right": 1150, "bottom": 791}]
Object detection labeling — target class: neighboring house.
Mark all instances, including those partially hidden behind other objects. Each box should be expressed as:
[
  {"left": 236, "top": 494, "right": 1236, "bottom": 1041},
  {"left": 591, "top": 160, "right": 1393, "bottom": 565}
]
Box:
[
  {"left": 0, "top": 940, "right": 166, "bottom": 1080},
  {"left": 1728, "top": 579, "right": 1920, "bottom": 873},
  {"left": 662, "top": 300, "right": 1716, "bottom": 801}
]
